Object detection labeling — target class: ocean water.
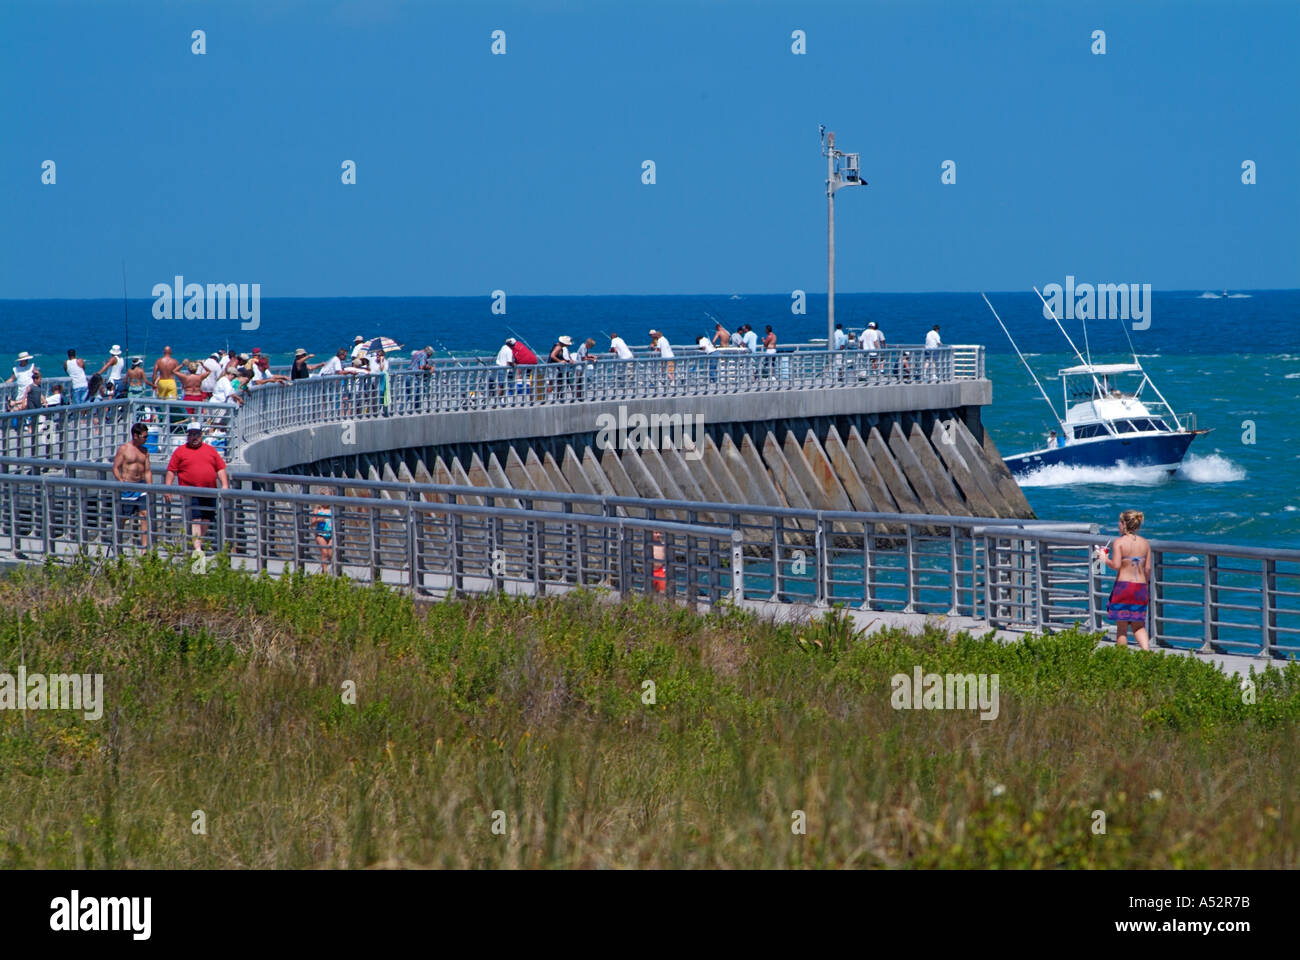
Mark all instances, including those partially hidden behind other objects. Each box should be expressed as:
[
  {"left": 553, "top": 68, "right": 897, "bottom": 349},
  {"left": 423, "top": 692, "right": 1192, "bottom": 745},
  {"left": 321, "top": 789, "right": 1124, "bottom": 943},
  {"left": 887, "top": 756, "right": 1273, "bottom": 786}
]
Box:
[{"left": 3, "top": 290, "right": 1297, "bottom": 547}]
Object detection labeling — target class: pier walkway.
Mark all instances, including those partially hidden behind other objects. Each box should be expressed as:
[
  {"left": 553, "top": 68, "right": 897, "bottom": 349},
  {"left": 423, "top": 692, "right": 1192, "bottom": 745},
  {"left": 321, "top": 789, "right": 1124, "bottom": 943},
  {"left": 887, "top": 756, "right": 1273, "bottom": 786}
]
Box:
[{"left": 1, "top": 344, "right": 1297, "bottom": 669}]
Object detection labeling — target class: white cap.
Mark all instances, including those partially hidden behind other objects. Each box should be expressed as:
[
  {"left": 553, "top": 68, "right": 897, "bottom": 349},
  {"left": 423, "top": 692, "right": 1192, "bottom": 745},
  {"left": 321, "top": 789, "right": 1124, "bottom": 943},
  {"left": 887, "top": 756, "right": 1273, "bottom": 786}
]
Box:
[{"left": 185, "top": 420, "right": 203, "bottom": 433}]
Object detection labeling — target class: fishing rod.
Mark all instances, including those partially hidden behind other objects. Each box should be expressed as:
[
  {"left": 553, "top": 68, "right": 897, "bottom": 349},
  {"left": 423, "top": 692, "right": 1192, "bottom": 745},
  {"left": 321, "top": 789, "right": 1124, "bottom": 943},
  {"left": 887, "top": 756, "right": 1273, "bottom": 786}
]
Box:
[
  {"left": 1033, "top": 286, "right": 1110, "bottom": 401},
  {"left": 505, "top": 325, "right": 538, "bottom": 354},
  {"left": 981, "top": 293, "right": 1064, "bottom": 431},
  {"left": 120, "top": 261, "right": 129, "bottom": 356}
]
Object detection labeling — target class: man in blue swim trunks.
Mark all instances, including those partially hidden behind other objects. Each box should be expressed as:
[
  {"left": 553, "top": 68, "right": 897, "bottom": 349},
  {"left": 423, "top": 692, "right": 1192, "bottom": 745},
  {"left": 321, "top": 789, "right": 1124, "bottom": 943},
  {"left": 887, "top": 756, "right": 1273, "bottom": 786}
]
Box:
[{"left": 112, "top": 422, "right": 153, "bottom": 548}]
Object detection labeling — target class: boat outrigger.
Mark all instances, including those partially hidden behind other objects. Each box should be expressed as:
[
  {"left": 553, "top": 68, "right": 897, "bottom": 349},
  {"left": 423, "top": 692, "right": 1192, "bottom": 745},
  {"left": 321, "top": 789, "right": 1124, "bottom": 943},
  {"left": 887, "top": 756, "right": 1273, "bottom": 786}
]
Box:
[{"left": 982, "top": 290, "right": 1211, "bottom": 479}]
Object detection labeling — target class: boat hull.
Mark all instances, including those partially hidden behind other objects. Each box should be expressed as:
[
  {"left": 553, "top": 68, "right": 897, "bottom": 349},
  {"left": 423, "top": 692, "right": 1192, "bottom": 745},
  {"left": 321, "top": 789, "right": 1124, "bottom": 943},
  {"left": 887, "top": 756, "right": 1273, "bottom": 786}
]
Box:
[{"left": 1005, "top": 431, "right": 1197, "bottom": 478}]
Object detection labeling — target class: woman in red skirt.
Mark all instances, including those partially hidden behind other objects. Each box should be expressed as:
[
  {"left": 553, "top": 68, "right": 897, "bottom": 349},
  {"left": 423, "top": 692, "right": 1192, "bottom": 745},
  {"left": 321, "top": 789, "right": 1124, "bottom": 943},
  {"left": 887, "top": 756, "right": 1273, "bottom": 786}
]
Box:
[{"left": 1095, "top": 509, "right": 1151, "bottom": 650}]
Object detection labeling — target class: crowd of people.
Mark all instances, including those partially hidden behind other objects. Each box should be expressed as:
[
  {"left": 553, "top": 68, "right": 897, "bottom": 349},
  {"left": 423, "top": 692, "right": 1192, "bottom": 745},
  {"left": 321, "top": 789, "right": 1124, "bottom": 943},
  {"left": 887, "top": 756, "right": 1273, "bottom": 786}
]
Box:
[
  {"left": 2, "top": 336, "right": 438, "bottom": 412},
  {"left": 4, "top": 321, "right": 950, "bottom": 413}
]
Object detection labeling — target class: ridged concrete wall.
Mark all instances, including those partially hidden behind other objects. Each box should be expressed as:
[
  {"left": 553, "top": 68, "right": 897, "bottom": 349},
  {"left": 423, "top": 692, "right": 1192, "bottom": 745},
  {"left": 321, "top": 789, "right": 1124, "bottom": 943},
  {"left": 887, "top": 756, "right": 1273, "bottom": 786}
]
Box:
[{"left": 284, "top": 412, "right": 1034, "bottom": 521}]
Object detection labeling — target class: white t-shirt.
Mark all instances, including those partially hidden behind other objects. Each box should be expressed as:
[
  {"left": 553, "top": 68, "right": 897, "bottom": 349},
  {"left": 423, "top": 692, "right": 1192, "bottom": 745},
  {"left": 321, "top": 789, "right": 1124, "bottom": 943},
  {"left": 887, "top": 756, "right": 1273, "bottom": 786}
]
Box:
[
  {"left": 495, "top": 345, "right": 514, "bottom": 366},
  {"left": 610, "top": 337, "right": 633, "bottom": 360},
  {"left": 320, "top": 356, "right": 344, "bottom": 376},
  {"left": 696, "top": 336, "right": 716, "bottom": 354},
  {"left": 211, "top": 376, "right": 237, "bottom": 404},
  {"left": 351, "top": 343, "right": 367, "bottom": 361},
  {"left": 656, "top": 337, "right": 674, "bottom": 359},
  {"left": 833, "top": 329, "right": 848, "bottom": 350},
  {"left": 370, "top": 357, "right": 389, "bottom": 374},
  {"left": 200, "top": 358, "right": 221, "bottom": 392},
  {"left": 861, "top": 328, "right": 883, "bottom": 350},
  {"left": 742, "top": 330, "right": 759, "bottom": 353},
  {"left": 65, "top": 359, "right": 88, "bottom": 388},
  {"left": 44, "top": 392, "right": 64, "bottom": 406},
  {"left": 925, "top": 329, "right": 942, "bottom": 349}
]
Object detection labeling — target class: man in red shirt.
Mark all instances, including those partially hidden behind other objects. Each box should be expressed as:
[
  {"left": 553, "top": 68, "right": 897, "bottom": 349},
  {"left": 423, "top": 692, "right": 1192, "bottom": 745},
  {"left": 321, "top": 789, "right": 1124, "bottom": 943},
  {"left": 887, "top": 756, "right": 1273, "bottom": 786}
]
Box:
[{"left": 164, "top": 421, "right": 230, "bottom": 552}]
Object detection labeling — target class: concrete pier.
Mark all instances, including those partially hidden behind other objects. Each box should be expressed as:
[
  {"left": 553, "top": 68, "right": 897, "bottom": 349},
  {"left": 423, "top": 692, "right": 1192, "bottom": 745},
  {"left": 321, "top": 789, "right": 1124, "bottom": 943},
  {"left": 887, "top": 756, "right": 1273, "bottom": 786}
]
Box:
[{"left": 253, "top": 379, "right": 1036, "bottom": 523}]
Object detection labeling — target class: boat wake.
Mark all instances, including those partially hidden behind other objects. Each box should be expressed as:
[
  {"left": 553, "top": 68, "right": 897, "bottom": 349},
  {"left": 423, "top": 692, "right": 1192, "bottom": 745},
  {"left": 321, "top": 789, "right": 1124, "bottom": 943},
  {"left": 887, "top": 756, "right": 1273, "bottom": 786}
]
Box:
[{"left": 1017, "top": 453, "right": 1244, "bottom": 488}]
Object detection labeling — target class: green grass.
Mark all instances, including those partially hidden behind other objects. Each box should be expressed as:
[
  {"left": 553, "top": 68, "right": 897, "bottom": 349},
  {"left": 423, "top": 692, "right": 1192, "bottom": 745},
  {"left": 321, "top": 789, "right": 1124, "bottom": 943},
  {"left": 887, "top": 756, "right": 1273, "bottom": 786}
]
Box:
[{"left": 0, "top": 554, "right": 1296, "bottom": 868}]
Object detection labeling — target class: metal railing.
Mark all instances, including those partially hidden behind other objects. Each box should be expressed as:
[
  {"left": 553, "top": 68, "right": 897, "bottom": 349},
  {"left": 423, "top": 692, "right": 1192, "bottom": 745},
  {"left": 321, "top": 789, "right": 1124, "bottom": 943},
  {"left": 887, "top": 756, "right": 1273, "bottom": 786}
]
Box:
[
  {"left": 0, "top": 398, "right": 237, "bottom": 464},
  {"left": 4, "top": 456, "right": 1293, "bottom": 658},
  {"left": 0, "top": 465, "right": 739, "bottom": 606},
  {"left": 232, "top": 345, "right": 981, "bottom": 458}
]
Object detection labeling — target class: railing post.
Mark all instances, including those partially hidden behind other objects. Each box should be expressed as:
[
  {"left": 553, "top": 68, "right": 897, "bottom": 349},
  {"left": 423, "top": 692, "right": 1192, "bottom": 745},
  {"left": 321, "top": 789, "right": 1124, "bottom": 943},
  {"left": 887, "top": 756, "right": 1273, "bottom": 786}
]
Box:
[
  {"left": 1202, "top": 554, "right": 1216, "bottom": 654},
  {"left": 1034, "top": 537, "right": 1047, "bottom": 632},
  {"left": 948, "top": 526, "right": 959, "bottom": 616},
  {"left": 617, "top": 520, "right": 629, "bottom": 599},
  {"left": 815, "top": 514, "right": 827, "bottom": 605},
  {"left": 1149, "top": 548, "right": 1163, "bottom": 648},
  {"left": 1262, "top": 559, "right": 1276, "bottom": 658},
  {"left": 903, "top": 521, "right": 916, "bottom": 614},
  {"left": 730, "top": 531, "right": 743, "bottom": 603},
  {"left": 1087, "top": 539, "right": 1098, "bottom": 633},
  {"left": 450, "top": 510, "right": 463, "bottom": 598}
]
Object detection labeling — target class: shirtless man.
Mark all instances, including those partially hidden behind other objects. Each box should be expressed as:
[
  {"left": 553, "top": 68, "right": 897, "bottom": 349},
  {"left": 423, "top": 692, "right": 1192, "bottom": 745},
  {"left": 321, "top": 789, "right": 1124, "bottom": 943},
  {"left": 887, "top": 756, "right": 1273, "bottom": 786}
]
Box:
[
  {"left": 152, "top": 346, "right": 181, "bottom": 399},
  {"left": 113, "top": 422, "right": 153, "bottom": 548}
]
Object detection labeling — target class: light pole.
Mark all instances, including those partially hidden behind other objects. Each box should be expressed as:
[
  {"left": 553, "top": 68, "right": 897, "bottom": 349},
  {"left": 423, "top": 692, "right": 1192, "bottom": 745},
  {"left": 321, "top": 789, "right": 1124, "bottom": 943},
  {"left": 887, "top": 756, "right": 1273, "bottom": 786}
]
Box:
[{"left": 821, "top": 126, "right": 866, "bottom": 347}]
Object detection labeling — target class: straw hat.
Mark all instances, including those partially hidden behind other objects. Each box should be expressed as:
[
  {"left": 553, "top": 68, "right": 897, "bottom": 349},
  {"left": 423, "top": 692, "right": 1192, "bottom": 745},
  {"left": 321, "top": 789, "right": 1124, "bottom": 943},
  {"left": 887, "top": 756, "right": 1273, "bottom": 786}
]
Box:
[
  {"left": 558, "top": 335, "right": 573, "bottom": 346},
  {"left": 16, "top": 351, "right": 33, "bottom": 362}
]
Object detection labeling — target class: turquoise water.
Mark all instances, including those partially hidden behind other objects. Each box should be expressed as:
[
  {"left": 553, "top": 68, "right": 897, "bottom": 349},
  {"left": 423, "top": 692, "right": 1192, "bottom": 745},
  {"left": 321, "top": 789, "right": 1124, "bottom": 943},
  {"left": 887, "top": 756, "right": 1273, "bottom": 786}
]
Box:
[{"left": 3, "top": 290, "right": 1296, "bottom": 547}]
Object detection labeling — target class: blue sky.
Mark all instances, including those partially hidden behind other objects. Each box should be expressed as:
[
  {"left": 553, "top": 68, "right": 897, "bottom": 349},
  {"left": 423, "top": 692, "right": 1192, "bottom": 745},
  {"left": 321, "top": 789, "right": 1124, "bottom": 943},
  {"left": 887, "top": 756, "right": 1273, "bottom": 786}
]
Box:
[{"left": 2, "top": 0, "right": 1296, "bottom": 297}]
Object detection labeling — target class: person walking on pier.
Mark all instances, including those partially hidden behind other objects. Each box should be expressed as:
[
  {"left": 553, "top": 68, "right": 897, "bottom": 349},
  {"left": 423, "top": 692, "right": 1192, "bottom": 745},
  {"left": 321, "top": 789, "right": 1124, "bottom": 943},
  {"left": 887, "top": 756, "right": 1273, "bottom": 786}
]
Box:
[
  {"left": 1096, "top": 509, "right": 1152, "bottom": 651},
  {"left": 65, "top": 349, "right": 89, "bottom": 404},
  {"left": 164, "top": 420, "right": 230, "bottom": 554},
  {"left": 113, "top": 422, "right": 153, "bottom": 550}
]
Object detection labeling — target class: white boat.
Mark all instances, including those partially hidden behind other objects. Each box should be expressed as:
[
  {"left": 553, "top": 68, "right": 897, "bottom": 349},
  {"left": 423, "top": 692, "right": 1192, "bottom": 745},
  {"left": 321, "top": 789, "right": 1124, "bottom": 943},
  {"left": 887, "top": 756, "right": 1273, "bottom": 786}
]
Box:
[
  {"left": 982, "top": 291, "right": 1210, "bottom": 478},
  {"left": 1003, "top": 360, "right": 1208, "bottom": 477}
]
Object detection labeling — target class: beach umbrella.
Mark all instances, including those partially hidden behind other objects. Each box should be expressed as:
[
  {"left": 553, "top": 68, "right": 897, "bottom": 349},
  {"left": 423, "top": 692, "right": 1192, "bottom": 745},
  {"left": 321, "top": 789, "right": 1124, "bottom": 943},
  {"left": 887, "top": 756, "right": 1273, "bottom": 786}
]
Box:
[{"left": 363, "top": 336, "right": 402, "bottom": 353}]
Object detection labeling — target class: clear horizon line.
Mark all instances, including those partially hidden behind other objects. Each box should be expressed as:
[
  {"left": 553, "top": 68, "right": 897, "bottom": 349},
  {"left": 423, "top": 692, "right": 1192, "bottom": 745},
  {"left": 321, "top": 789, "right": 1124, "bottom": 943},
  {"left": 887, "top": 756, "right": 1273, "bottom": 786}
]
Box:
[{"left": 3, "top": 287, "right": 1296, "bottom": 302}]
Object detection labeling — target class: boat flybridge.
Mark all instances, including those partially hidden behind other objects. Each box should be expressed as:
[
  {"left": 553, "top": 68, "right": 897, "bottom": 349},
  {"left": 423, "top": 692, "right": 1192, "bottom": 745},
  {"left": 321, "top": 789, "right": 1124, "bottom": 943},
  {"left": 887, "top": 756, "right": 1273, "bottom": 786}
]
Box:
[{"left": 981, "top": 291, "right": 1210, "bottom": 479}]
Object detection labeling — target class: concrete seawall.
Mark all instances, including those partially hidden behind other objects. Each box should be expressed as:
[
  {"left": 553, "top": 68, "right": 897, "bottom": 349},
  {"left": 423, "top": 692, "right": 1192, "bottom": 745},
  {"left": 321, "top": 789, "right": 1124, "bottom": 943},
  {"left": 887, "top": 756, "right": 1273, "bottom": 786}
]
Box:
[{"left": 243, "top": 379, "right": 1035, "bottom": 520}]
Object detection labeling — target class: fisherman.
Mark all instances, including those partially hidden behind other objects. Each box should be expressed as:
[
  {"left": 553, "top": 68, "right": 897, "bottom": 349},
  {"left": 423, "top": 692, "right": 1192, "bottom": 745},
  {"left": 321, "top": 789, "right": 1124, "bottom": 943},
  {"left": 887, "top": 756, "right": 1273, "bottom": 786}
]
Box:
[
  {"left": 924, "top": 324, "right": 943, "bottom": 381},
  {"left": 712, "top": 323, "right": 732, "bottom": 347},
  {"left": 833, "top": 323, "right": 848, "bottom": 350},
  {"left": 98, "top": 345, "right": 126, "bottom": 396},
  {"left": 5, "top": 351, "right": 37, "bottom": 392},
  {"left": 65, "top": 349, "right": 89, "bottom": 404},
  {"left": 350, "top": 335, "right": 368, "bottom": 362}
]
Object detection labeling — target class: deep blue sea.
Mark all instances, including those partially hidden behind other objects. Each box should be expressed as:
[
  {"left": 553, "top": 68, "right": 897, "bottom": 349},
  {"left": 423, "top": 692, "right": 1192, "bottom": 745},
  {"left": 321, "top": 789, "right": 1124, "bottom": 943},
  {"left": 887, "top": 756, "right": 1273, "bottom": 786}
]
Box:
[{"left": 3, "top": 291, "right": 1297, "bottom": 548}]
